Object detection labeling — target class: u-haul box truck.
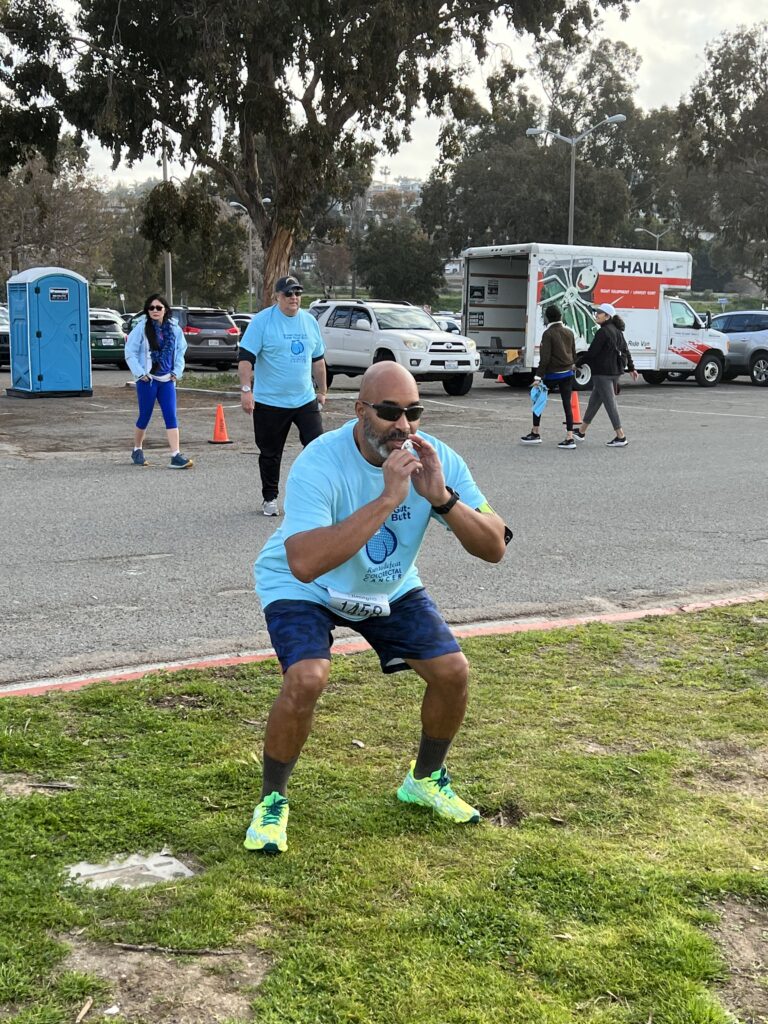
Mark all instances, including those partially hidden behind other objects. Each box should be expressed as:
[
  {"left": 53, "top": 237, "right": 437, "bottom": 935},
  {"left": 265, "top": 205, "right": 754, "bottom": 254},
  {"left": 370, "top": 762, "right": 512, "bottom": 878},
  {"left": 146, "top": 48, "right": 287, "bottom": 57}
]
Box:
[{"left": 461, "top": 242, "right": 729, "bottom": 388}]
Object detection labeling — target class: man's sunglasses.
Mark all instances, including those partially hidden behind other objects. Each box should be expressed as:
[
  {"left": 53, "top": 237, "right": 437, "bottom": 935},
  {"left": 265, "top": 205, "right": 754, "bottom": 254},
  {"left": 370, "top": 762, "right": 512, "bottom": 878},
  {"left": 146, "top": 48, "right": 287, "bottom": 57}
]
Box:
[
  {"left": 283, "top": 289, "right": 303, "bottom": 297},
  {"left": 361, "top": 400, "right": 424, "bottom": 422}
]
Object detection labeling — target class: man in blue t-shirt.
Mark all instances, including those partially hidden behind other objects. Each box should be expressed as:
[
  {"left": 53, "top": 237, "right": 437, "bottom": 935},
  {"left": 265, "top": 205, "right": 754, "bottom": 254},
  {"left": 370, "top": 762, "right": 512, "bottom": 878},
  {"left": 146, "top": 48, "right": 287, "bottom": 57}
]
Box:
[
  {"left": 238, "top": 275, "right": 327, "bottom": 517},
  {"left": 243, "top": 362, "right": 512, "bottom": 854}
]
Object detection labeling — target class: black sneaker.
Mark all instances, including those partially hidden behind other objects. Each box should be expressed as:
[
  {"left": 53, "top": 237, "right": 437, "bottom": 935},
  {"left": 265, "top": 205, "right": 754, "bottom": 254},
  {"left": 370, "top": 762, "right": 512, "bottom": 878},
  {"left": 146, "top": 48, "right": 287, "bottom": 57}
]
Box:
[
  {"left": 520, "top": 433, "right": 542, "bottom": 444},
  {"left": 558, "top": 438, "right": 577, "bottom": 449},
  {"left": 606, "top": 436, "right": 628, "bottom": 447},
  {"left": 573, "top": 429, "right": 586, "bottom": 441}
]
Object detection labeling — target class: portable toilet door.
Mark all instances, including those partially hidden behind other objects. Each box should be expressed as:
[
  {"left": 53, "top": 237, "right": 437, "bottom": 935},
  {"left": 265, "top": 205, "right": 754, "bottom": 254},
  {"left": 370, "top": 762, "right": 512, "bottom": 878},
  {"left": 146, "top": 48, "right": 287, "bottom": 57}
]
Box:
[{"left": 6, "top": 267, "right": 92, "bottom": 397}]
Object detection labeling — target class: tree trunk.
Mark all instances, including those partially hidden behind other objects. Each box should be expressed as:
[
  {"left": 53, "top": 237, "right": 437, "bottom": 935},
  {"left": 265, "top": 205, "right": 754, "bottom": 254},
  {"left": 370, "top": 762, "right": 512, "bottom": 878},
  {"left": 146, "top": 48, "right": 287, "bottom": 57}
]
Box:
[{"left": 261, "top": 226, "right": 294, "bottom": 308}]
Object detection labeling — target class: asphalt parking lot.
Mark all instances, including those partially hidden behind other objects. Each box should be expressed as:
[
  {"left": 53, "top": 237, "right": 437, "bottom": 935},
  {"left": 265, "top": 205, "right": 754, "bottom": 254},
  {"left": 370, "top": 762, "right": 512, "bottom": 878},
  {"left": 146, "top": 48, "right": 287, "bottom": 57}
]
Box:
[{"left": 1, "top": 366, "right": 767, "bottom": 686}]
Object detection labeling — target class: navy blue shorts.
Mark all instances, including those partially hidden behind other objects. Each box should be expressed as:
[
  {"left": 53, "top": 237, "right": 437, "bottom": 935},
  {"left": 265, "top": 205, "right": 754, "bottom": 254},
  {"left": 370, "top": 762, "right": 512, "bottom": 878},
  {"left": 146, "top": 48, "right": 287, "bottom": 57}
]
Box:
[{"left": 263, "top": 587, "right": 461, "bottom": 674}]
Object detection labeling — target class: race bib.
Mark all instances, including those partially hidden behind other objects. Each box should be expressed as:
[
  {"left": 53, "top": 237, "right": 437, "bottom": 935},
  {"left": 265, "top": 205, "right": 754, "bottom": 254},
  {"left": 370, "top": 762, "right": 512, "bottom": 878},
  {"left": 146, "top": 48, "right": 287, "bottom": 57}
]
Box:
[{"left": 326, "top": 587, "right": 391, "bottom": 621}]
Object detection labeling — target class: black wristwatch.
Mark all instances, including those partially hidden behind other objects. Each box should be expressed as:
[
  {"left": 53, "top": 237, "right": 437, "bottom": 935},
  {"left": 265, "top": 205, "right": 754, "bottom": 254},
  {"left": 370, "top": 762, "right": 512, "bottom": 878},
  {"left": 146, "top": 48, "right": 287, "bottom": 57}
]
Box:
[{"left": 431, "top": 487, "right": 460, "bottom": 515}]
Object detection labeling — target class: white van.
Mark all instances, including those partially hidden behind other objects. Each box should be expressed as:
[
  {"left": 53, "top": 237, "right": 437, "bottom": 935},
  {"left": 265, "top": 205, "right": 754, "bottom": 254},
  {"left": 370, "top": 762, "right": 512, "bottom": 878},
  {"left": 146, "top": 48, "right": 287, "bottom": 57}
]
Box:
[{"left": 461, "top": 243, "right": 729, "bottom": 388}]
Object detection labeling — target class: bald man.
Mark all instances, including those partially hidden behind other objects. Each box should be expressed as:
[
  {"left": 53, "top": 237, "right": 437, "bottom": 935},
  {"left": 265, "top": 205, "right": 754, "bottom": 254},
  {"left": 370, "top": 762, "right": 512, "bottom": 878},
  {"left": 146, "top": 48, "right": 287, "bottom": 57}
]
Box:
[{"left": 244, "top": 363, "right": 511, "bottom": 853}]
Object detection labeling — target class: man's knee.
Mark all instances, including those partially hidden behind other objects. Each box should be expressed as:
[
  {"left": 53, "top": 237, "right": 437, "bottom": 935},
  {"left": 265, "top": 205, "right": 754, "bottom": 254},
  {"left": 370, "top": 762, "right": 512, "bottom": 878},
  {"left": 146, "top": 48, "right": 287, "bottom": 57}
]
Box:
[
  {"left": 279, "top": 659, "right": 330, "bottom": 712},
  {"left": 426, "top": 651, "right": 469, "bottom": 692}
]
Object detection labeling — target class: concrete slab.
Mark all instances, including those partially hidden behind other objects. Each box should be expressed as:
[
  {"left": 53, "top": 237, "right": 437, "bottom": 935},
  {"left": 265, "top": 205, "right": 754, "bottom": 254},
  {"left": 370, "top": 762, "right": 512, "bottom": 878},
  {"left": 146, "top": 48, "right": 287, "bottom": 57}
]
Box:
[{"left": 68, "top": 849, "right": 195, "bottom": 890}]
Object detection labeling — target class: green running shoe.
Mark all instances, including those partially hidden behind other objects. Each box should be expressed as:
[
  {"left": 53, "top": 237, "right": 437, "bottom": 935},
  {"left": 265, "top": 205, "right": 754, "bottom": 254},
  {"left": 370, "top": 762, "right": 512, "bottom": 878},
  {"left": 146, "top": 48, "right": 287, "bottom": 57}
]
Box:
[
  {"left": 244, "top": 792, "right": 289, "bottom": 853},
  {"left": 397, "top": 761, "right": 481, "bottom": 824}
]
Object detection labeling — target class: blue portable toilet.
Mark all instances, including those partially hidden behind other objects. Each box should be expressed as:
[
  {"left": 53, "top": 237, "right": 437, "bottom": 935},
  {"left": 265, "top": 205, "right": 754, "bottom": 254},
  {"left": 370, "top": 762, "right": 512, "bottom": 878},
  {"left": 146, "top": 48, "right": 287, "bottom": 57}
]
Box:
[{"left": 6, "top": 267, "right": 92, "bottom": 397}]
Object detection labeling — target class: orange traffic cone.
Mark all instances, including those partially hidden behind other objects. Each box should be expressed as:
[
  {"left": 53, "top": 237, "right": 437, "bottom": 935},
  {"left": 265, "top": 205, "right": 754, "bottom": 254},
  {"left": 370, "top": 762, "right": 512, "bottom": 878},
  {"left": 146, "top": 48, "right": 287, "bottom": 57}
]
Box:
[
  {"left": 208, "top": 404, "right": 233, "bottom": 444},
  {"left": 569, "top": 390, "right": 582, "bottom": 426}
]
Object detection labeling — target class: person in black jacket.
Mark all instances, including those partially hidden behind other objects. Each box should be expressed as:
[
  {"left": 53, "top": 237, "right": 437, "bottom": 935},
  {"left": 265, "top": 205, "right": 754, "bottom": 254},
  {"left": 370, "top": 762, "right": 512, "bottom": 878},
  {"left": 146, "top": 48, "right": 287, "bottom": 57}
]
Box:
[
  {"left": 521, "top": 305, "right": 578, "bottom": 448},
  {"left": 574, "top": 303, "right": 638, "bottom": 447}
]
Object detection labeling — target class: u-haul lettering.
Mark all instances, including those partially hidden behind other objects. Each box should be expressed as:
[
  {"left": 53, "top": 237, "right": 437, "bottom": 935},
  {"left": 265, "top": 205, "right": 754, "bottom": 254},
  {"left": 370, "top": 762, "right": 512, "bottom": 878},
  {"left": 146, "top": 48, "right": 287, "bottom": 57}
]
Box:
[{"left": 603, "top": 260, "right": 664, "bottom": 275}]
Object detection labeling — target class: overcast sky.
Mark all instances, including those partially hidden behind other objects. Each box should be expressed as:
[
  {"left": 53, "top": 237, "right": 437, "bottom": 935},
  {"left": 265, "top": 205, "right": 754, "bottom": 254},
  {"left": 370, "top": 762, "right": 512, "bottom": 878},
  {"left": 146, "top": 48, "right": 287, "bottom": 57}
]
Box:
[{"left": 89, "top": 0, "right": 762, "bottom": 187}]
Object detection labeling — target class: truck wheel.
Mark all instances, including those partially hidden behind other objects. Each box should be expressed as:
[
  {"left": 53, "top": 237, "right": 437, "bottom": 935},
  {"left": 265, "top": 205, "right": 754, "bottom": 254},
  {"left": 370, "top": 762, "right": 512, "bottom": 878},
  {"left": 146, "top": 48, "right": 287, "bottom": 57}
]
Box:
[
  {"left": 574, "top": 359, "right": 592, "bottom": 391},
  {"left": 216, "top": 361, "right": 232, "bottom": 371},
  {"left": 641, "top": 371, "right": 667, "bottom": 385},
  {"left": 694, "top": 353, "right": 723, "bottom": 387},
  {"left": 442, "top": 373, "right": 473, "bottom": 396},
  {"left": 749, "top": 352, "right": 768, "bottom": 386}
]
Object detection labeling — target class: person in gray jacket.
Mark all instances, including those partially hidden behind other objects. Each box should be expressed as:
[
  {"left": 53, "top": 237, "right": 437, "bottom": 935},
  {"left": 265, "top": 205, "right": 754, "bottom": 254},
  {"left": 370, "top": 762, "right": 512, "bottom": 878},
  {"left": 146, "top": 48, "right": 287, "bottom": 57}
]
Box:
[
  {"left": 124, "top": 293, "right": 193, "bottom": 468},
  {"left": 520, "top": 305, "right": 578, "bottom": 449}
]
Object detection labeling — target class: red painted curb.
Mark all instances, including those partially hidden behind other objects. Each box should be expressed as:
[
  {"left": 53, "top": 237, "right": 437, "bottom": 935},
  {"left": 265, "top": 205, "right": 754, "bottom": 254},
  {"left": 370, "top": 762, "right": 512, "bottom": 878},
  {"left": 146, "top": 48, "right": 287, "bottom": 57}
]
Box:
[{"left": 3, "top": 590, "right": 766, "bottom": 700}]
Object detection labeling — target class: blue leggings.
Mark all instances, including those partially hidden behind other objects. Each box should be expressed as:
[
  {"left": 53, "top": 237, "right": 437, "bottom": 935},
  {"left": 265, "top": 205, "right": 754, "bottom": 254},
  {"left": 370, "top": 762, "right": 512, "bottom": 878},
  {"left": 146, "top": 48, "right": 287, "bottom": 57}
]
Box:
[{"left": 135, "top": 378, "right": 178, "bottom": 430}]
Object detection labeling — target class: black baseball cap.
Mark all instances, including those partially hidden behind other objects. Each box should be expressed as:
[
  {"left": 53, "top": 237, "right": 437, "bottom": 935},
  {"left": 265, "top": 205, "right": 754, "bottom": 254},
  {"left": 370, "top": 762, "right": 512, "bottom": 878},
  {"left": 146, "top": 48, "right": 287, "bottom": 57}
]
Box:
[{"left": 275, "top": 275, "right": 303, "bottom": 294}]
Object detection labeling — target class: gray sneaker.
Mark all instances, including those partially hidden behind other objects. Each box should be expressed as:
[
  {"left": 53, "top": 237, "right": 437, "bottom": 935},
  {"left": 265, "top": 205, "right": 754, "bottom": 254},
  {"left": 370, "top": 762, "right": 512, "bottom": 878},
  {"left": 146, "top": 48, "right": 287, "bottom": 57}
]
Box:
[{"left": 262, "top": 500, "right": 279, "bottom": 517}]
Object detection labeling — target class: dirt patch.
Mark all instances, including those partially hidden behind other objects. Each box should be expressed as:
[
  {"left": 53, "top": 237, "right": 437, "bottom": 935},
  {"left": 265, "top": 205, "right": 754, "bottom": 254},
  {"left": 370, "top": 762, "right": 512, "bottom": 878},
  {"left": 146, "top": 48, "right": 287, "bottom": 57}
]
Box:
[
  {"left": 151, "top": 694, "right": 210, "bottom": 712},
  {"left": 557, "top": 739, "right": 644, "bottom": 756},
  {"left": 483, "top": 802, "right": 527, "bottom": 827},
  {"left": 0, "top": 772, "right": 76, "bottom": 798},
  {"left": 686, "top": 742, "right": 768, "bottom": 798},
  {"left": 708, "top": 898, "right": 768, "bottom": 1021},
  {"left": 59, "top": 936, "right": 270, "bottom": 1024}
]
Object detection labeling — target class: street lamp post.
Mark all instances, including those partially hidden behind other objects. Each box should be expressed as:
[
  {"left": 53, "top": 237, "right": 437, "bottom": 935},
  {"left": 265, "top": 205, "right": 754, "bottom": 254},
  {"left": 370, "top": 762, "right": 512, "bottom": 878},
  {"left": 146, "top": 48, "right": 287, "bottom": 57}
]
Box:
[
  {"left": 161, "top": 127, "right": 173, "bottom": 304},
  {"left": 229, "top": 201, "right": 254, "bottom": 311},
  {"left": 634, "top": 226, "right": 672, "bottom": 250},
  {"left": 526, "top": 114, "right": 627, "bottom": 245}
]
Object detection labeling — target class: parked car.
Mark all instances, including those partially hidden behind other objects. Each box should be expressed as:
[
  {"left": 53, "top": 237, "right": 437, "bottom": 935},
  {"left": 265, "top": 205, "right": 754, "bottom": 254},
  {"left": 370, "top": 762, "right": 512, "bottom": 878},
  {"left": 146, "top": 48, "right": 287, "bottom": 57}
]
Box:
[
  {"left": 308, "top": 299, "right": 480, "bottom": 395},
  {"left": 125, "top": 307, "right": 241, "bottom": 370},
  {"left": 710, "top": 310, "right": 768, "bottom": 386},
  {"left": 434, "top": 316, "right": 461, "bottom": 334},
  {"left": 89, "top": 308, "right": 128, "bottom": 367},
  {"left": 0, "top": 305, "right": 9, "bottom": 368},
  {"left": 231, "top": 312, "right": 255, "bottom": 338}
]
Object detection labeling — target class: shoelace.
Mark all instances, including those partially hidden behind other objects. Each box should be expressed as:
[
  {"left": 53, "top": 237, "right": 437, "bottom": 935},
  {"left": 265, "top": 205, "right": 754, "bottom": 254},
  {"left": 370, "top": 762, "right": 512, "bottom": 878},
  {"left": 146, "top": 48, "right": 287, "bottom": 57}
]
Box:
[
  {"left": 261, "top": 796, "right": 287, "bottom": 825},
  {"left": 430, "top": 768, "right": 453, "bottom": 794}
]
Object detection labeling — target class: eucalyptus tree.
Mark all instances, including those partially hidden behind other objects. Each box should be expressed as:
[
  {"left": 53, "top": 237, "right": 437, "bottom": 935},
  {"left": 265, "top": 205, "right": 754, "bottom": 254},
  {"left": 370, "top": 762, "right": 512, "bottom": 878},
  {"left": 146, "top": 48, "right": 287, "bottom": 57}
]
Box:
[{"left": 2, "top": 0, "right": 632, "bottom": 301}]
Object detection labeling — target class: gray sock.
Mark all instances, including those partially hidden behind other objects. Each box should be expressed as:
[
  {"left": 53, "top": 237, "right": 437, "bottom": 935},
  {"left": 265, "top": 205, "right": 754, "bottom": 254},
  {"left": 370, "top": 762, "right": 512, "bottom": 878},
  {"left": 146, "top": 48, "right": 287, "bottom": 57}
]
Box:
[
  {"left": 414, "top": 732, "right": 452, "bottom": 779},
  {"left": 261, "top": 753, "right": 298, "bottom": 800}
]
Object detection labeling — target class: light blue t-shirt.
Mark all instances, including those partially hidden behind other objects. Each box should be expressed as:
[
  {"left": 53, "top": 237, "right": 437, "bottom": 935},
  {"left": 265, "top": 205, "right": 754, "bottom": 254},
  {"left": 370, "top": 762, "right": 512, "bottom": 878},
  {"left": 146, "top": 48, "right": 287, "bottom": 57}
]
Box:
[
  {"left": 239, "top": 305, "right": 325, "bottom": 408},
  {"left": 254, "top": 420, "right": 487, "bottom": 611}
]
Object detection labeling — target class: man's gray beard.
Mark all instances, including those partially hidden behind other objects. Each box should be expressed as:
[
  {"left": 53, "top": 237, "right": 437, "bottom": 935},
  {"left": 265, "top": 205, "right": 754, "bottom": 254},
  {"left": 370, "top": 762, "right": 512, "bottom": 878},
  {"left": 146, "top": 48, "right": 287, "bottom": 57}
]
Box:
[{"left": 362, "top": 416, "right": 392, "bottom": 463}]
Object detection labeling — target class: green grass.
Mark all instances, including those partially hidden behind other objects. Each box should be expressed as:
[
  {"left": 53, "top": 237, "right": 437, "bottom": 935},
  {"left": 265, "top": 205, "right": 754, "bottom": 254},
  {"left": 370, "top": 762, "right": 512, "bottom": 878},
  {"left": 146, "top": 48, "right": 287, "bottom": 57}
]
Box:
[
  {"left": 179, "top": 371, "right": 240, "bottom": 391},
  {"left": 1, "top": 604, "right": 767, "bottom": 1022}
]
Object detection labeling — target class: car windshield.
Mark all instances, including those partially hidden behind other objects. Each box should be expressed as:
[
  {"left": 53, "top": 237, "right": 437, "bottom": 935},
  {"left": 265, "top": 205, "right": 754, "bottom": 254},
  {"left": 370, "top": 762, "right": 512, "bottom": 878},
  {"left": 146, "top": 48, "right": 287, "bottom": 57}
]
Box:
[
  {"left": 186, "top": 310, "right": 235, "bottom": 329},
  {"left": 90, "top": 316, "right": 123, "bottom": 331},
  {"left": 371, "top": 306, "right": 440, "bottom": 331}
]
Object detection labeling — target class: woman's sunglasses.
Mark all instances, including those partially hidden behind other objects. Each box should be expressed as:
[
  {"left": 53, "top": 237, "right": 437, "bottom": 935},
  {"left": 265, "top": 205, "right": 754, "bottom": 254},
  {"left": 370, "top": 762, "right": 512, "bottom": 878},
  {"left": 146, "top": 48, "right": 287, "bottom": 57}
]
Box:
[
  {"left": 147, "top": 305, "right": 165, "bottom": 312},
  {"left": 361, "top": 400, "right": 424, "bottom": 422}
]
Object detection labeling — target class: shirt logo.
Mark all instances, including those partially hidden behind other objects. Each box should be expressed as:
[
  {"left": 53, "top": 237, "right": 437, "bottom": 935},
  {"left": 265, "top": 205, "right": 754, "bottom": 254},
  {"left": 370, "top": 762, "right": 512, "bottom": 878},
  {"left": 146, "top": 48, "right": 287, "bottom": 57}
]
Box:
[
  {"left": 291, "top": 340, "right": 305, "bottom": 355},
  {"left": 366, "top": 524, "right": 398, "bottom": 564}
]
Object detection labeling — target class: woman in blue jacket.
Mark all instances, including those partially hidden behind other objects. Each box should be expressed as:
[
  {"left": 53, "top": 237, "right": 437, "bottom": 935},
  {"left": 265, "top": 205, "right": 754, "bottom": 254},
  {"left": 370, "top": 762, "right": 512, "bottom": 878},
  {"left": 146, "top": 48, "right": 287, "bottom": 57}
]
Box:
[{"left": 124, "top": 294, "right": 193, "bottom": 468}]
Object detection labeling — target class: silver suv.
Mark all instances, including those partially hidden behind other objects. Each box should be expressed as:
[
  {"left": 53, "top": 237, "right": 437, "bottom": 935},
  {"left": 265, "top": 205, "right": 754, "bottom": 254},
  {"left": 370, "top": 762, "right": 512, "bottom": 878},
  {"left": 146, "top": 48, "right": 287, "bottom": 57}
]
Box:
[
  {"left": 309, "top": 299, "right": 480, "bottom": 395},
  {"left": 710, "top": 310, "right": 768, "bottom": 386}
]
